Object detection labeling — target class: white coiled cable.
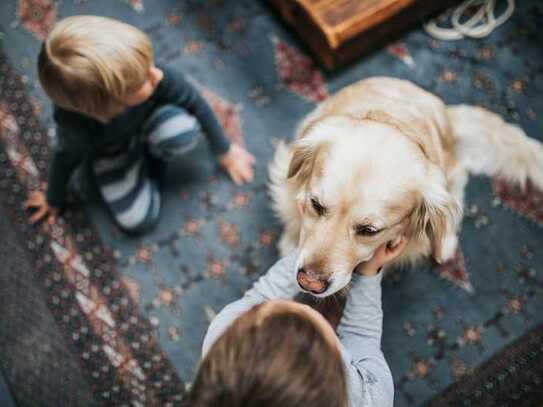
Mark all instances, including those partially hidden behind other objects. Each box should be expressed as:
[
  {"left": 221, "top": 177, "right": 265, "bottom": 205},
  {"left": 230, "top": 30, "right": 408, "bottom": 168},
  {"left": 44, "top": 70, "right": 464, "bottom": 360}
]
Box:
[{"left": 424, "top": 0, "right": 515, "bottom": 41}]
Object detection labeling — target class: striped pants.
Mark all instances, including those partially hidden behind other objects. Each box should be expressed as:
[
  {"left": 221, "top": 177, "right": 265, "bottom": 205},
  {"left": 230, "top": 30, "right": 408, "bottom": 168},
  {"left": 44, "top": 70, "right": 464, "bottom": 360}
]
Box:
[{"left": 92, "top": 105, "right": 201, "bottom": 234}]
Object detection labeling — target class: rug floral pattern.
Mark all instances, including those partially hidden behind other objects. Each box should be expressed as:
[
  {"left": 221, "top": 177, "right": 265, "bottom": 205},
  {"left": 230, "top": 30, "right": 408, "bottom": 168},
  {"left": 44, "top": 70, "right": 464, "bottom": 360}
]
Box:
[{"left": 0, "top": 0, "right": 542, "bottom": 405}]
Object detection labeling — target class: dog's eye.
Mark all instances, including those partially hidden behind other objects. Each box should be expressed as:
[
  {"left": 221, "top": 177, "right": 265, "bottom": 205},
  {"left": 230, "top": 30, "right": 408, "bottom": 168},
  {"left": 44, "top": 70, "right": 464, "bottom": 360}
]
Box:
[
  {"left": 310, "top": 197, "right": 326, "bottom": 216},
  {"left": 355, "top": 224, "right": 380, "bottom": 236}
]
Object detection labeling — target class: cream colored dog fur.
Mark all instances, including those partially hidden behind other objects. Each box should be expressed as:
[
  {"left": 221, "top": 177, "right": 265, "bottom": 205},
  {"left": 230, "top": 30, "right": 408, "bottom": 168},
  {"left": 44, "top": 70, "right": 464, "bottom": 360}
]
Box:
[{"left": 269, "top": 77, "right": 543, "bottom": 297}]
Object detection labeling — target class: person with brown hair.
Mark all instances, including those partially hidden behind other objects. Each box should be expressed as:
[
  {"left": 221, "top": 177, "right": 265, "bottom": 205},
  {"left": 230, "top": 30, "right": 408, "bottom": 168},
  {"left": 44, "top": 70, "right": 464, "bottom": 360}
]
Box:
[
  {"left": 187, "top": 238, "right": 408, "bottom": 407},
  {"left": 26, "top": 15, "right": 255, "bottom": 234}
]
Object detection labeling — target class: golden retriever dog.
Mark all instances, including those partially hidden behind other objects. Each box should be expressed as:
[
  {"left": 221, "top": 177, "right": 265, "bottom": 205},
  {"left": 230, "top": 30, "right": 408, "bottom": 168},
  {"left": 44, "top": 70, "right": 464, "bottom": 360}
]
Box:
[{"left": 269, "top": 77, "right": 543, "bottom": 297}]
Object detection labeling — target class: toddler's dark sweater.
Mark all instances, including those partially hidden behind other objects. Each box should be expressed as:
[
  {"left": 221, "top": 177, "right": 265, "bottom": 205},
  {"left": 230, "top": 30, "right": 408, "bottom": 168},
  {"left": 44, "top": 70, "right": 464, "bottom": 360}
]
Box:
[{"left": 46, "top": 65, "right": 230, "bottom": 207}]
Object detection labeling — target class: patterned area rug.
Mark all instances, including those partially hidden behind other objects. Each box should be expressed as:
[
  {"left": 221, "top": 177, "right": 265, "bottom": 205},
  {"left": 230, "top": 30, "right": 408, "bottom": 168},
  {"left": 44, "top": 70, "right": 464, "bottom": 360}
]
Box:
[
  {"left": 0, "top": 0, "right": 542, "bottom": 406},
  {"left": 426, "top": 324, "right": 543, "bottom": 407}
]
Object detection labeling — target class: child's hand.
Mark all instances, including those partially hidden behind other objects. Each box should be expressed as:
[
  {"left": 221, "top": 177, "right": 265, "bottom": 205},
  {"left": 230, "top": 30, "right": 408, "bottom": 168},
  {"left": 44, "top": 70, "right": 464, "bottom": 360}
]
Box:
[
  {"left": 24, "top": 190, "right": 59, "bottom": 225},
  {"left": 218, "top": 144, "right": 256, "bottom": 185},
  {"left": 356, "top": 236, "right": 409, "bottom": 276}
]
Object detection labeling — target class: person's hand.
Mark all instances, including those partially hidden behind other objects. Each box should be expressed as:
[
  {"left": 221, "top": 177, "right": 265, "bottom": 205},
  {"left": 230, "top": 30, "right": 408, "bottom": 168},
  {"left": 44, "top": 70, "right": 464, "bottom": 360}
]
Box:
[
  {"left": 24, "top": 190, "right": 59, "bottom": 225},
  {"left": 356, "top": 236, "right": 409, "bottom": 276},
  {"left": 218, "top": 144, "right": 256, "bottom": 185}
]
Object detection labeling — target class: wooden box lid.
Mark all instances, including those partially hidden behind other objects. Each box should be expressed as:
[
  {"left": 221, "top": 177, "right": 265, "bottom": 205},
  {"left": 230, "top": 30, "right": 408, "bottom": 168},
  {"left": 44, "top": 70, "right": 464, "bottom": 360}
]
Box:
[
  {"left": 269, "top": 0, "right": 462, "bottom": 70},
  {"left": 293, "top": 0, "right": 418, "bottom": 49}
]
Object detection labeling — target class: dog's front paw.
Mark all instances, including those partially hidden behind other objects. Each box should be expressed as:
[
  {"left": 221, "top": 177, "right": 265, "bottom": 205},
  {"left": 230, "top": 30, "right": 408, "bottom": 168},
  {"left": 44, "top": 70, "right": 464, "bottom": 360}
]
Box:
[{"left": 440, "top": 233, "right": 459, "bottom": 262}]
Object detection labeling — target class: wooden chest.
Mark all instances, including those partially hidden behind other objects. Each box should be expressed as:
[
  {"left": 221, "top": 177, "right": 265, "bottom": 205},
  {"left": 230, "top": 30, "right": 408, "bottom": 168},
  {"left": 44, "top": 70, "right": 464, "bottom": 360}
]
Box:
[{"left": 268, "top": 0, "right": 463, "bottom": 71}]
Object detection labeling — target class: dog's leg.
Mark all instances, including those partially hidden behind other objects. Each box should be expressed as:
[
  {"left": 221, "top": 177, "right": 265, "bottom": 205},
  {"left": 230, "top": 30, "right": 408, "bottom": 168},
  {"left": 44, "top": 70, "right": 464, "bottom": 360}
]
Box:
[
  {"left": 440, "top": 163, "right": 469, "bottom": 261},
  {"left": 448, "top": 105, "right": 543, "bottom": 191}
]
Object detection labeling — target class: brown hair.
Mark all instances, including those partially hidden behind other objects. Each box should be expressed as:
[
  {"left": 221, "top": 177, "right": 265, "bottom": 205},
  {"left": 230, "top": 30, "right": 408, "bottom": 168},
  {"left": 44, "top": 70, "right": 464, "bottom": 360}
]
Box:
[
  {"left": 186, "top": 303, "right": 348, "bottom": 407},
  {"left": 37, "top": 15, "right": 153, "bottom": 122}
]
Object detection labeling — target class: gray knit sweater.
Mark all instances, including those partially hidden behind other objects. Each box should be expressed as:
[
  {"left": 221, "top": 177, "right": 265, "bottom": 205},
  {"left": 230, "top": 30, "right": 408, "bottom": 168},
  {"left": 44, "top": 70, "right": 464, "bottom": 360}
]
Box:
[{"left": 202, "top": 252, "right": 394, "bottom": 407}]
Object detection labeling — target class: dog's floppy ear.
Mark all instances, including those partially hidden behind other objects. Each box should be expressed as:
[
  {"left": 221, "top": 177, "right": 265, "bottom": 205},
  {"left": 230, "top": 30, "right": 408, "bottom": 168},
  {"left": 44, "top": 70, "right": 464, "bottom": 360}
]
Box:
[
  {"left": 287, "top": 138, "right": 326, "bottom": 186},
  {"left": 413, "top": 165, "right": 462, "bottom": 263}
]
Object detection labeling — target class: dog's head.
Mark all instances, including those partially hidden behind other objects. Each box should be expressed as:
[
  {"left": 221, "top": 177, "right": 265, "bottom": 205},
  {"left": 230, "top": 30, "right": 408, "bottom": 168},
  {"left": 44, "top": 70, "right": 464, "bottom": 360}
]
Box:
[{"left": 289, "top": 113, "right": 461, "bottom": 297}]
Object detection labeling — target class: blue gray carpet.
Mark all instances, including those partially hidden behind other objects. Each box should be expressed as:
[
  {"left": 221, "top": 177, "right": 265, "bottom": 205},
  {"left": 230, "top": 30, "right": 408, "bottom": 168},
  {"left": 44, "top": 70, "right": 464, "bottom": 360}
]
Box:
[{"left": 0, "top": 0, "right": 542, "bottom": 406}]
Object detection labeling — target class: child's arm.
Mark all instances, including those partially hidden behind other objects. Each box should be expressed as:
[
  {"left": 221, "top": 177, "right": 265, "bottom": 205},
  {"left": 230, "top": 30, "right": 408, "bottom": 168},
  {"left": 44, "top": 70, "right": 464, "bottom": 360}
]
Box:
[
  {"left": 48, "top": 110, "right": 93, "bottom": 208},
  {"left": 201, "top": 251, "right": 299, "bottom": 355},
  {"left": 157, "top": 66, "right": 230, "bottom": 156},
  {"left": 46, "top": 148, "right": 83, "bottom": 207},
  {"left": 337, "top": 238, "right": 408, "bottom": 407},
  {"left": 25, "top": 148, "right": 82, "bottom": 224},
  {"left": 25, "top": 122, "right": 86, "bottom": 223},
  {"left": 156, "top": 66, "right": 255, "bottom": 184}
]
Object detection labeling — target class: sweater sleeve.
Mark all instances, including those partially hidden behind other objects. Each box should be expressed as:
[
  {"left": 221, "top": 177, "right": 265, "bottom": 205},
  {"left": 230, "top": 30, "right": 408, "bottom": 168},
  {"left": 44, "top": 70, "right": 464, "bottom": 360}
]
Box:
[
  {"left": 45, "top": 115, "right": 91, "bottom": 208},
  {"left": 201, "top": 252, "right": 300, "bottom": 356},
  {"left": 337, "top": 273, "right": 394, "bottom": 407},
  {"left": 156, "top": 66, "right": 231, "bottom": 155},
  {"left": 46, "top": 147, "right": 84, "bottom": 207}
]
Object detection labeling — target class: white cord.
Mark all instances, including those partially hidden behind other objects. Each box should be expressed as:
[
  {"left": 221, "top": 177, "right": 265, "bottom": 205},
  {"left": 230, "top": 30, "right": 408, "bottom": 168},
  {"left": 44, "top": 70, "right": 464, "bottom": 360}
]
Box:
[{"left": 423, "top": 0, "right": 515, "bottom": 41}]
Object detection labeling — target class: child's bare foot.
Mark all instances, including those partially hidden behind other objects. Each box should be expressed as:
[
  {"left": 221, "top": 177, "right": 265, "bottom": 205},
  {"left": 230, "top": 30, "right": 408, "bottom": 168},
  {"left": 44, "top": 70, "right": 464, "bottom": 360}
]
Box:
[{"left": 218, "top": 144, "right": 256, "bottom": 185}]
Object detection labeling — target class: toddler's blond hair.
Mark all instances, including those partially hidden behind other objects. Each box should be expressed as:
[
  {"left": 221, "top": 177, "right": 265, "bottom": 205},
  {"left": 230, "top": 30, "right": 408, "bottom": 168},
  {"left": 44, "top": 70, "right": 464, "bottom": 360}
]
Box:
[{"left": 38, "top": 15, "right": 153, "bottom": 122}]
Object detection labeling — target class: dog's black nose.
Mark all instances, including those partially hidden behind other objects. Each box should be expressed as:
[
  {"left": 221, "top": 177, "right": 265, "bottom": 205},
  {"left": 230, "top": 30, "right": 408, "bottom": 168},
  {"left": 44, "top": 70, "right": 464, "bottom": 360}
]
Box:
[{"left": 297, "top": 268, "right": 329, "bottom": 294}]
